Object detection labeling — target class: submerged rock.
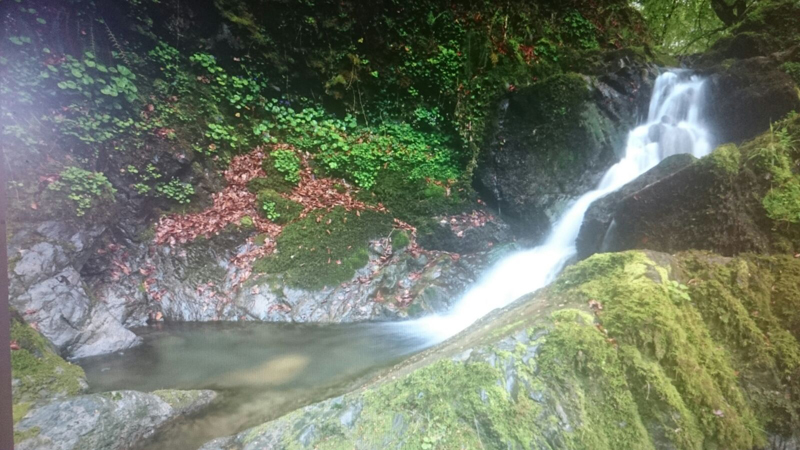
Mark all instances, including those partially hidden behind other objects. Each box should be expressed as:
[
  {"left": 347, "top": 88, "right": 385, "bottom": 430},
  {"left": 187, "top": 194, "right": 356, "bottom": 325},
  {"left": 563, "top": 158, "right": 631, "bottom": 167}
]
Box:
[
  {"left": 14, "top": 389, "right": 216, "bottom": 450},
  {"left": 200, "top": 250, "right": 800, "bottom": 450}
]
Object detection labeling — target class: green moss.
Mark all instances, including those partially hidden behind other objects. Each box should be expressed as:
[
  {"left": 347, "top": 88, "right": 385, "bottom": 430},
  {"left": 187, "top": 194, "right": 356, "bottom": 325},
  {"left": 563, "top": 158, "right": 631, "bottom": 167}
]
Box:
[
  {"left": 678, "top": 252, "right": 800, "bottom": 437},
  {"left": 240, "top": 215, "right": 255, "bottom": 229},
  {"left": 556, "top": 252, "right": 763, "bottom": 449},
  {"left": 357, "top": 171, "right": 468, "bottom": 233},
  {"left": 12, "top": 402, "right": 32, "bottom": 424},
  {"left": 10, "top": 317, "right": 86, "bottom": 402},
  {"left": 253, "top": 207, "right": 392, "bottom": 289},
  {"left": 391, "top": 230, "right": 410, "bottom": 250},
  {"left": 254, "top": 233, "right": 269, "bottom": 246},
  {"left": 256, "top": 190, "right": 303, "bottom": 225},
  {"left": 14, "top": 426, "right": 40, "bottom": 443},
  {"left": 225, "top": 250, "right": 800, "bottom": 448},
  {"left": 706, "top": 143, "right": 741, "bottom": 177},
  {"left": 248, "top": 175, "right": 294, "bottom": 195}
]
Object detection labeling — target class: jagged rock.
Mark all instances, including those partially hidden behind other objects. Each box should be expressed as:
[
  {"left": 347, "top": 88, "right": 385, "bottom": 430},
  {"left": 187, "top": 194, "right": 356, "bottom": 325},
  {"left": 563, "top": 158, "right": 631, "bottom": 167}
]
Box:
[
  {"left": 199, "top": 251, "right": 800, "bottom": 450},
  {"left": 8, "top": 222, "right": 141, "bottom": 359},
  {"left": 475, "top": 54, "right": 658, "bottom": 242},
  {"left": 14, "top": 390, "right": 216, "bottom": 450}
]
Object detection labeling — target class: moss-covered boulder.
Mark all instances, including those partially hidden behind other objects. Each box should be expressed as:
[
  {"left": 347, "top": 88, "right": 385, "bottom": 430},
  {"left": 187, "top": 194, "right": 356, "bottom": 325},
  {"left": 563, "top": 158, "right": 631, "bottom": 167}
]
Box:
[
  {"left": 10, "top": 313, "right": 88, "bottom": 404},
  {"left": 201, "top": 250, "right": 800, "bottom": 450},
  {"left": 475, "top": 59, "right": 658, "bottom": 242},
  {"left": 578, "top": 113, "right": 800, "bottom": 258},
  {"left": 256, "top": 189, "right": 303, "bottom": 225},
  {"left": 253, "top": 207, "right": 394, "bottom": 290}
]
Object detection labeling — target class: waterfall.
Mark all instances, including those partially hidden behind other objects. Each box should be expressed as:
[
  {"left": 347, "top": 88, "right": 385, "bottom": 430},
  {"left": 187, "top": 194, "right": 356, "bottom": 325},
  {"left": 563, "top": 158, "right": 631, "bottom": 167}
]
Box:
[{"left": 411, "top": 70, "right": 712, "bottom": 342}]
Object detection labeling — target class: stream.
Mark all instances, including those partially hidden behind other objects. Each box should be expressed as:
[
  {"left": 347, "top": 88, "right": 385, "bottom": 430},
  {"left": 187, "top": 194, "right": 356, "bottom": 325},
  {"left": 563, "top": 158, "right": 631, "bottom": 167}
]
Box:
[
  {"left": 76, "top": 69, "right": 714, "bottom": 450},
  {"left": 77, "top": 322, "right": 428, "bottom": 450}
]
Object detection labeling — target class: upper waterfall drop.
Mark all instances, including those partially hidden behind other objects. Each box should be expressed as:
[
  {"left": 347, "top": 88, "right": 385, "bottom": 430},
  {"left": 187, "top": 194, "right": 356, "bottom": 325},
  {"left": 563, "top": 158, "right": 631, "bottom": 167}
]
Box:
[{"left": 412, "top": 70, "right": 712, "bottom": 342}]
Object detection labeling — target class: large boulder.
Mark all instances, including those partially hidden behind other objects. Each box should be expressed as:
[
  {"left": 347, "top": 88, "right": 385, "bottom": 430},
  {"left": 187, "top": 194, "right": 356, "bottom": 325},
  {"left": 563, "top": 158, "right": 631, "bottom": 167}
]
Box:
[
  {"left": 475, "top": 53, "right": 658, "bottom": 242},
  {"left": 576, "top": 153, "right": 697, "bottom": 259},
  {"left": 577, "top": 114, "right": 800, "bottom": 258},
  {"left": 200, "top": 250, "right": 800, "bottom": 450},
  {"left": 15, "top": 389, "right": 216, "bottom": 450}
]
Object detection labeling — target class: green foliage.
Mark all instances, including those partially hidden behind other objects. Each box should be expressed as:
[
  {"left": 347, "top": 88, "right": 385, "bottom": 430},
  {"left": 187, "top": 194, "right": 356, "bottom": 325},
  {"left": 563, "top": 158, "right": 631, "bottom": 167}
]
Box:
[
  {"left": 46, "top": 167, "right": 117, "bottom": 218},
  {"left": 271, "top": 149, "right": 301, "bottom": 184},
  {"left": 563, "top": 10, "right": 599, "bottom": 50},
  {"left": 639, "top": 0, "right": 729, "bottom": 53},
  {"left": 748, "top": 123, "right": 800, "bottom": 224},
  {"left": 155, "top": 179, "right": 195, "bottom": 205},
  {"left": 256, "top": 190, "right": 303, "bottom": 225},
  {"left": 783, "top": 61, "right": 800, "bottom": 85},
  {"left": 253, "top": 100, "right": 460, "bottom": 188},
  {"left": 253, "top": 207, "right": 392, "bottom": 289}
]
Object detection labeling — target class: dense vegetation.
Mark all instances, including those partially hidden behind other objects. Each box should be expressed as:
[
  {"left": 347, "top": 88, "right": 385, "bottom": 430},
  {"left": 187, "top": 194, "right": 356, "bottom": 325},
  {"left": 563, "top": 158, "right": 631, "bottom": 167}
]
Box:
[{"left": 1, "top": 0, "right": 650, "bottom": 224}]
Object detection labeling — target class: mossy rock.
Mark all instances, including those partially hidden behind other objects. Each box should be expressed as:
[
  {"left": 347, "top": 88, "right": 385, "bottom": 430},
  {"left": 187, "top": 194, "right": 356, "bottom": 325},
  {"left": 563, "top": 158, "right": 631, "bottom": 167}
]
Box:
[
  {"left": 253, "top": 207, "right": 392, "bottom": 289},
  {"left": 207, "top": 250, "right": 800, "bottom": 450},
  {"left": 256, "top": 189, "right": 303, "bottom": 225},
  {"left": 246, "top": 154, "right": 298, "bottom": 195},
  {"left": 10, "top": 313, "right": 87, "bottom": 404},
  {"left": 475, "top": 69, "right": 645, "bottom": 241},
  {"left": 357, "top": 170, "right": 469, "bottom": 235},
  {"left": 247, "top": 176, "right": 293, "bottom": 195}
]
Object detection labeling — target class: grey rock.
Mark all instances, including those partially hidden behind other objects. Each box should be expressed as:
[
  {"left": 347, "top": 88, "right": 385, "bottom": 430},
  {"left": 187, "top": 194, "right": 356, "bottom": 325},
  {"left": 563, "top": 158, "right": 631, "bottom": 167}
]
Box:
[{"left": 15, "top": 390, "right": 216, "bottom": 450}]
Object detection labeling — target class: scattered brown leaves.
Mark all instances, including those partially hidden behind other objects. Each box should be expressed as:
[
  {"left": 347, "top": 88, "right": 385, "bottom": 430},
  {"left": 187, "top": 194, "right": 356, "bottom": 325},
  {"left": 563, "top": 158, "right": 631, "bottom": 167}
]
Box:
[
  {"left": 441, "top": 210, "right": 494, "bottom": 237},
  {"left": 285, "top": 150, "right": 386, "bottom": 216},
  {"left": 155, "top": 148, "right": 279, "bottom": 246}
]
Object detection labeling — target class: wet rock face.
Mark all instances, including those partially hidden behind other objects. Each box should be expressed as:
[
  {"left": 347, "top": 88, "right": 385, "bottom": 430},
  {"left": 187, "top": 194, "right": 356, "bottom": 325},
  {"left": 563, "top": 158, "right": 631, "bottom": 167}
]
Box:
[
  {"left": 101, "top": 235, "right": 487, "bottom": 326},
  {"left": 14, "top": 390, "right": 216, "bottom": 450},
  {"left": 577, "top": 153, "right": 772, "bottom": 257},
  {"left": 578, "top": 113, "right": 800, "bottom": 259},
  {"left": 8, "top": 222, "right": 141, "bottom": 359},
  {"left": 475, "top": 56, "right": 657, "bottom": 242},
  {"left": 10, "top": 216, "right": 490, "bottom": 359},
  {"left": 419, "top": 211, "right": 512, "bottom": 254},
  {"left": 703, "top": 57, "right": 800, "bottom": 145},
  {"left": 576, "top": 153, "right": 698, "bottom": 259}
]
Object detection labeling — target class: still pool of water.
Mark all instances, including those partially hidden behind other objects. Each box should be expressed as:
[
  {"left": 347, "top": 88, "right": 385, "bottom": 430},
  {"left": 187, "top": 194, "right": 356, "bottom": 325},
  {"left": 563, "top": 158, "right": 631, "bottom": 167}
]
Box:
[{"left": 77, "top": 322, "right": 428, "bottom": 450}]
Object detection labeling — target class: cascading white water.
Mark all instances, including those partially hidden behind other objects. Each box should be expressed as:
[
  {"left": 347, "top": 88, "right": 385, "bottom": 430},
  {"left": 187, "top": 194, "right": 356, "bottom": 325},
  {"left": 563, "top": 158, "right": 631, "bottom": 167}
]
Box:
[{"left": 412, "top": 70, "right": 713, "bottom": 342}]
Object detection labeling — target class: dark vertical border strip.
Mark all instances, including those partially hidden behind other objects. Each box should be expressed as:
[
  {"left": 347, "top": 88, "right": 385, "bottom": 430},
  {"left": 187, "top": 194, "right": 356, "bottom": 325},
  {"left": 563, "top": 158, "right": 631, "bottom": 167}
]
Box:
[{"left": 0, "top": 145, "right": 14, "bottom": 448}]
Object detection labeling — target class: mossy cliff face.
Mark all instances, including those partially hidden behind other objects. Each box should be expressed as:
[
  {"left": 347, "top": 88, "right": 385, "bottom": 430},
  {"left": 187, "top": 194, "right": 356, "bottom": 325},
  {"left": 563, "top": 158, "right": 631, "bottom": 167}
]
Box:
[{"left": 201, "top": 250, "right": 800, "bottom": 450}]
